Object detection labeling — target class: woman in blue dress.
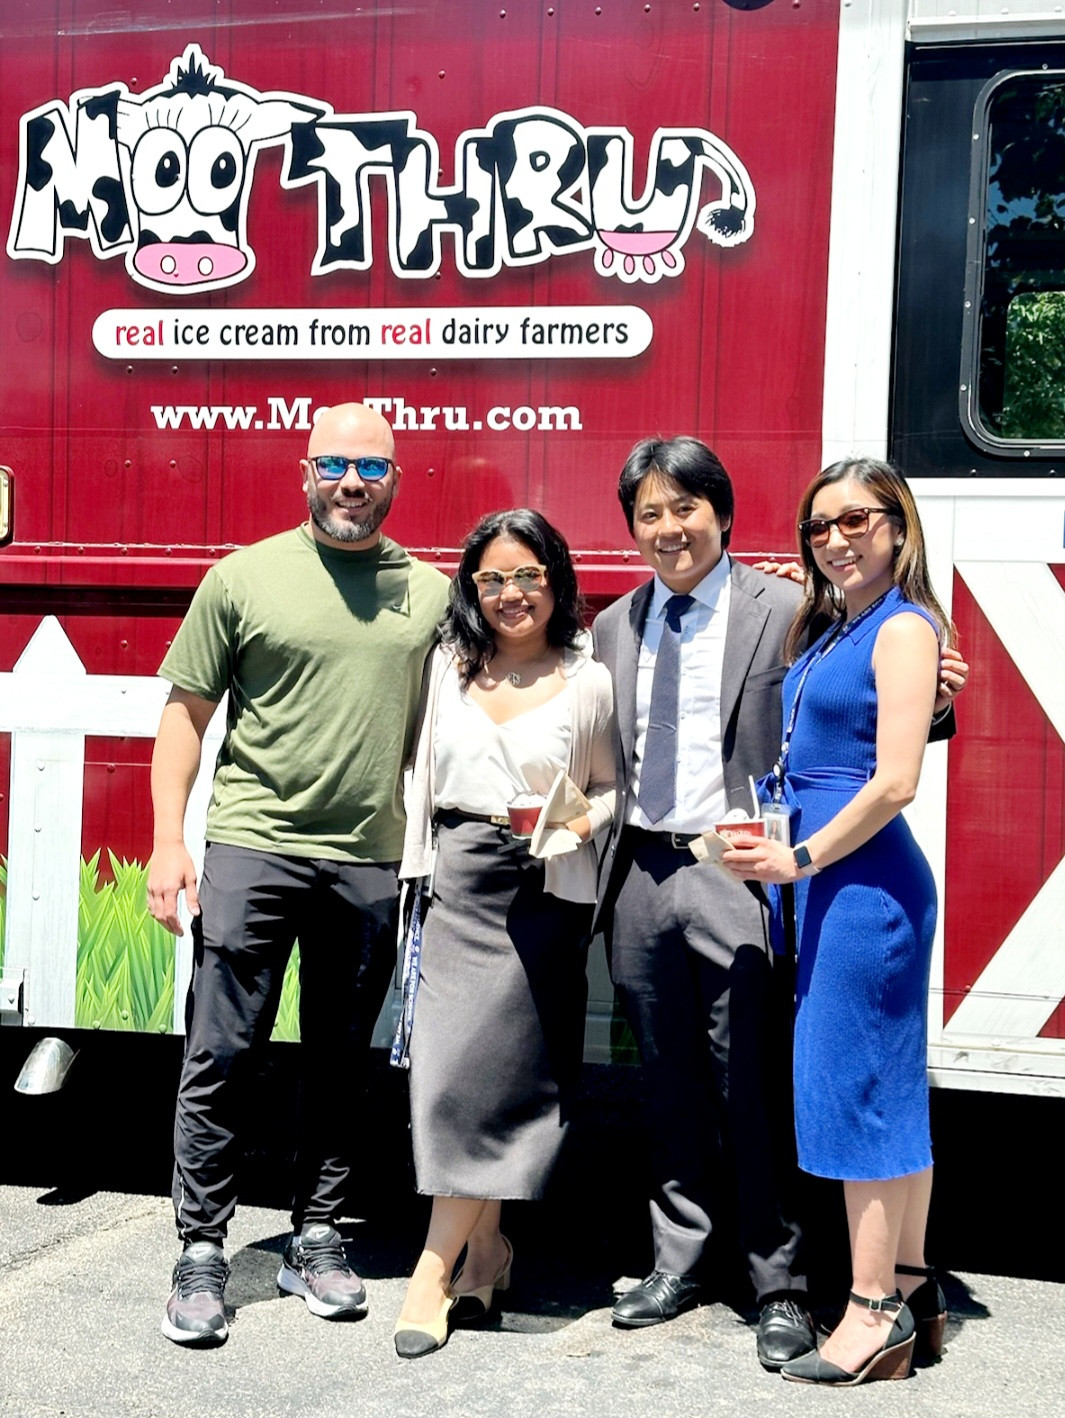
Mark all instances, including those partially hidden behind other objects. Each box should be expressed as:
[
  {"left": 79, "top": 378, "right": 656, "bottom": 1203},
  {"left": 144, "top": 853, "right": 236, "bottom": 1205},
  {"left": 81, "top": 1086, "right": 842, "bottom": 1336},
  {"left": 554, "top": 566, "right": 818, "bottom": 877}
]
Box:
[{"left": 725, "top": 457, "right": 953, "bottom": 1387}]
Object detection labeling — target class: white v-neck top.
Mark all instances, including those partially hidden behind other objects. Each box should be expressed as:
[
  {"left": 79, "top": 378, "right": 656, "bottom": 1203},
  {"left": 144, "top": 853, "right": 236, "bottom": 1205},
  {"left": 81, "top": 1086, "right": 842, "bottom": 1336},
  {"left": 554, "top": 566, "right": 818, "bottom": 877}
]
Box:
[{"left": 433, "top": 663, "right": 572, "bottom": 815}]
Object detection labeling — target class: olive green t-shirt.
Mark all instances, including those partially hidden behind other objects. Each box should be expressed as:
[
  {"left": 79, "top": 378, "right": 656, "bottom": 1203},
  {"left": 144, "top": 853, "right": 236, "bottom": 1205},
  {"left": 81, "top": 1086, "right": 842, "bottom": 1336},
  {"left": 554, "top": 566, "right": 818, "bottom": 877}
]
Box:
[{"left": 159, "top": 525, "right": 450, "bottom": 862}]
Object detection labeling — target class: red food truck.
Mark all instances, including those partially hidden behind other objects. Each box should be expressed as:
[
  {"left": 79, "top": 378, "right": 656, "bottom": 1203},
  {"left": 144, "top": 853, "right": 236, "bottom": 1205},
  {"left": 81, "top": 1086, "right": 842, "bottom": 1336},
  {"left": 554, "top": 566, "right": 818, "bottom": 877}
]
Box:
[{"left": 1, "top": 0, "right": 1063, "bottom": 1095}]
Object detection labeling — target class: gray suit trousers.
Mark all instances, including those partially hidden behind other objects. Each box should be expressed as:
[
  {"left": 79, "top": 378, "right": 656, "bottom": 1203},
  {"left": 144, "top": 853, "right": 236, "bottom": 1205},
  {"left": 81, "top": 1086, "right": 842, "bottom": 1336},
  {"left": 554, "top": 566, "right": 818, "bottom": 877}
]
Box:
[{"left": 610, "top": 829, "right": 805, "bottom": 1300}]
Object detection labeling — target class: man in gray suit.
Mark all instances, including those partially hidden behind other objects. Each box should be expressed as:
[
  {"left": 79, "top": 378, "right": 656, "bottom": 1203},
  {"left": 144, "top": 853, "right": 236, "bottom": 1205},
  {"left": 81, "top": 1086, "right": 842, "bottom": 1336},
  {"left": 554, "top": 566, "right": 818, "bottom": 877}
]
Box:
[{"left": 591, "top": 436, "right": 813, "bottom": 1369}]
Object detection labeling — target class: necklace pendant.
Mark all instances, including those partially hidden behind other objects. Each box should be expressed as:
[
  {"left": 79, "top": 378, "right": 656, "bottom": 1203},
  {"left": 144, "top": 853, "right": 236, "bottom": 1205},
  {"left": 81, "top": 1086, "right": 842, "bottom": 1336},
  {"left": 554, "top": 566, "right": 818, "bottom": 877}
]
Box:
[{"left": 505, "top": 670, "right": 522, "bottom": 687}]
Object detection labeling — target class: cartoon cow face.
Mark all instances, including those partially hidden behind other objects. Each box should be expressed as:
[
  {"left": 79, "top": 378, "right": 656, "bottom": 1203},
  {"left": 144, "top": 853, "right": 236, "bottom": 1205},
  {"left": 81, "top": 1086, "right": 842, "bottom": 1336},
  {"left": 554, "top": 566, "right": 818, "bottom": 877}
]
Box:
[{"left": 114, "top": 45, "right": 322, "bottom": 291}]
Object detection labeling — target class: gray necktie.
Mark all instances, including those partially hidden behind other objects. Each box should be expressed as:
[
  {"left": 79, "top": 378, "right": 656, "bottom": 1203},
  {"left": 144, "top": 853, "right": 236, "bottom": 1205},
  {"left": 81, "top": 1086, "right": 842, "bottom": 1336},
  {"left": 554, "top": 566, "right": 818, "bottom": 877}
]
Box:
[{"left": 637, "top": 594, "right": 694, "bottom": 824}]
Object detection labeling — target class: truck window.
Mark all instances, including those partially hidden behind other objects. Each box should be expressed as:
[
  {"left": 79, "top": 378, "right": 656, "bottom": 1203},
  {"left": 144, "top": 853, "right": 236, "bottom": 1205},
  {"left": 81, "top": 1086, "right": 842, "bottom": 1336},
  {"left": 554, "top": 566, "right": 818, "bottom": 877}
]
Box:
[{"left": 968, "top": 72, "right": 1065, "bottom": 449}]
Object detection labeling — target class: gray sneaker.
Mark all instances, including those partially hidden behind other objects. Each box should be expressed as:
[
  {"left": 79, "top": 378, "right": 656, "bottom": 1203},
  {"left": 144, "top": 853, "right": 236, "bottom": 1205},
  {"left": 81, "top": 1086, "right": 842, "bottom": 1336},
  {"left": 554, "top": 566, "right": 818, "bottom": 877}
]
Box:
[
  {"left": 277, "top": 1223, "right": 368, "bottom": 1319},
  {"left": 161, "top": 1241, "right": 229, "bottom": 1346}
]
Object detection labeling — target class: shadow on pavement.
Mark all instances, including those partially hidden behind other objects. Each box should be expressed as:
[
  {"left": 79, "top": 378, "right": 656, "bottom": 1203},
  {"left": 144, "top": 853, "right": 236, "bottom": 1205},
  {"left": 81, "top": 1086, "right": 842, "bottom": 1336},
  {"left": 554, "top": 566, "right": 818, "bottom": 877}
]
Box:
[{"left": 1, "top": 1027, "right": 1062, "bottom": 1328}]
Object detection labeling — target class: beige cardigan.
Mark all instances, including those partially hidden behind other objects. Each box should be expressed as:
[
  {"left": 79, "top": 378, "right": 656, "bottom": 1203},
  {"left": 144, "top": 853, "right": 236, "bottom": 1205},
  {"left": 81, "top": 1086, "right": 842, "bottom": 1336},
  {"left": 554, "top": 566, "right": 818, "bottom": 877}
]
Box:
[{"left": 400, "top": 635, "right": 616, "bottom": 903}]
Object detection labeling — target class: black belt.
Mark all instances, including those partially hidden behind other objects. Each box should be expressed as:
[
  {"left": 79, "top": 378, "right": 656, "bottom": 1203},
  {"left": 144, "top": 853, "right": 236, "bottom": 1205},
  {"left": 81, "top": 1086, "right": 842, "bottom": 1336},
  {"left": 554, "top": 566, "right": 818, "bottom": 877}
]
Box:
[
  {"left": 436, "top": 808, "right": 510, "bottom": 828},
  {"left": 624, "top": 824, "right": 701, "bottom": 852},
  {"left": 436, "top": 808, "right": 570, "bottom": 831}
]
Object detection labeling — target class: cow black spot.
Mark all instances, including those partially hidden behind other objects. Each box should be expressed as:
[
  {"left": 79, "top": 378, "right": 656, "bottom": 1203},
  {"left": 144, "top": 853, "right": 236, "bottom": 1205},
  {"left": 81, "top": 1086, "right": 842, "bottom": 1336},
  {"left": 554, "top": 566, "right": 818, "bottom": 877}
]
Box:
[
  {"left": 555, "top": 136, "right": 586, "bottom": 194},
  {"left": 349, "top": 119, "right": 410, "bottom": 154},
  {"left": 324, "top": 227, "right": 365, "bottom": 264},
  {"left": 26, "top": 114, "right": 56, "bottom": 192},
  {"left": 57, "top": 199, "right": 89, "bottom": 231},
  {"left": 320, "top": 194, "right": 365, "bottom": 264},
  {"left": 473, "top": 233, "right": 493, "bottom": 268},
  {"left": 657, "top": 143, "right": 698, "bottom": 199},
  {"left": 136, "top": 229, "right": 216, "bottom": 248},
  {"left": 220, "top": 201, "right": 239, "bottom": 235},
  {"left": 503, "top": 193, "right": 535, "bottom": 240},
  {"left": 83, "top": 90, "right": 120, "bottom": 140},
  {"left": 587, "top": 137, "right": 609, "bottom": 187},
  {"left": 92, "top": 175, "right": 129, "bottom": 243},
  {"left": 486, "top": 129, "right": 518, "bottom": 185},
  {"left": 445, "top": 192, "right": 479, "bottom": 233},
  {"left": 535, "top": 223, "right": 587, "bottom": 247},
  {"left": 285, "top": 122, "right": 325, "bottom": 179},
  {"left": 404, "top": 228, "right": 436, "bottom": 271}
]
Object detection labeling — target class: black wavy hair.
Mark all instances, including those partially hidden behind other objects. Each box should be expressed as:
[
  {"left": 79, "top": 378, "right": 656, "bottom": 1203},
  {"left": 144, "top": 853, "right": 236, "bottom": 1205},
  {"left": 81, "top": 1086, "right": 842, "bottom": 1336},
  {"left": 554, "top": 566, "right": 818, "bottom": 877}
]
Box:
[
  {"left": 443, "top": 508, "right": 585, "bottom": 684},
  {"left": 617, "top": 435, "right": 734, "bottom": 547}
]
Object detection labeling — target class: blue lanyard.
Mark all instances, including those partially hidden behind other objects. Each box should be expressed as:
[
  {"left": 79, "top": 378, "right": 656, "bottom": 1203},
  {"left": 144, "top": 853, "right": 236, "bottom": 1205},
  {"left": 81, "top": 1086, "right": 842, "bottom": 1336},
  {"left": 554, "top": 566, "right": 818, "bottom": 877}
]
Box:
[
  {"left": 770, "top": 592, "right": 890, "bottom": 800},
  {"left": 390, "top": 881, "right": 425, "bottom": 1070}
]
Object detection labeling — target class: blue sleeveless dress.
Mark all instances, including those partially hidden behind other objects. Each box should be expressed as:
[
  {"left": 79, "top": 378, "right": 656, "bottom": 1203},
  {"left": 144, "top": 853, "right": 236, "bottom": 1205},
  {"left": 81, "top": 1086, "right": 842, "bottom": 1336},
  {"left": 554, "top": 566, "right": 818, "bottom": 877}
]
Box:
[{"left": 780, "top": 588, "right": 938, "bottom": 1181}]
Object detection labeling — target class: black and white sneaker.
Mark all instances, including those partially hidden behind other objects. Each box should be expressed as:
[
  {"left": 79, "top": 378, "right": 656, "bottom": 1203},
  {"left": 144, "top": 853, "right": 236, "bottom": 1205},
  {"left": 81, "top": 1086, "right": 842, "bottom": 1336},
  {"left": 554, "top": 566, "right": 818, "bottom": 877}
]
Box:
[
  {"left": 277, "top": 1223, "right": 368, "bottom": 1319},
  {"left": 162, "top": 1241, "right": 230, "bottom": 1346}
]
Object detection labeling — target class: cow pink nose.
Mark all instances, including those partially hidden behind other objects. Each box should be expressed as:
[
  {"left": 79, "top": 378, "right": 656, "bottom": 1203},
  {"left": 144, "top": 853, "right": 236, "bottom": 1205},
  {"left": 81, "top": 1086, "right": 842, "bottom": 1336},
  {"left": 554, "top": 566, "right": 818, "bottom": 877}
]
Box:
[{"left": 134, "top": 243, "right": 247, "bottom": 285}]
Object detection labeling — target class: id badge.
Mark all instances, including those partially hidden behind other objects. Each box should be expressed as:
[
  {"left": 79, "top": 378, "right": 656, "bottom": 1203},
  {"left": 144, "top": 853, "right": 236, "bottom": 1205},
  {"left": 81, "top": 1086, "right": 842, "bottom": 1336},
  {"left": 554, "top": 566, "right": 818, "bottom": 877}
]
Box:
[{"left": 760, "top": 801, "right": 793, "bottom": 846}]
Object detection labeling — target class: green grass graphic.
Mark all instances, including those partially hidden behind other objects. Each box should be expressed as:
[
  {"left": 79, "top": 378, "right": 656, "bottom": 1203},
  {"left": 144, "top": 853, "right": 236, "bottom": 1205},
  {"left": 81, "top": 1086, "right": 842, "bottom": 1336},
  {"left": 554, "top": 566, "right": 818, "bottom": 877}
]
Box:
[
  {"left": 0, "top": 851, "right": 300, "bottom": 1039},
  {"left": 273, "top": 944, "right": 301, "bottom": 1043},
  {"left": 76, "top": 851, "right": 175, "bottom": 1032},
  {"left": 73, "top": 851, "right": 301, "bottom": 1039}
]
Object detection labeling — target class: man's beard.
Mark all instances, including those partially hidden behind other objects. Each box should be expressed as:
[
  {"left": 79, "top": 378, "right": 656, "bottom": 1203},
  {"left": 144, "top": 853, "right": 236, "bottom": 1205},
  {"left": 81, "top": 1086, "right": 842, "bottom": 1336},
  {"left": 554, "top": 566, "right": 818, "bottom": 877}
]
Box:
[{"left": 307, "top": 483, "right": 393, "bottom": 543}]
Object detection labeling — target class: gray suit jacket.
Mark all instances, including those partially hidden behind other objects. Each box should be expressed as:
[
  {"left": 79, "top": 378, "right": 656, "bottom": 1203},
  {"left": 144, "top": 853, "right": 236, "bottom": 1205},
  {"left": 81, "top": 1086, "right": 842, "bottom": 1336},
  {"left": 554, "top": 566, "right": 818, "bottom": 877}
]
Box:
[{"left": 591, "top": 557, "right": 802, "bottom": 941}]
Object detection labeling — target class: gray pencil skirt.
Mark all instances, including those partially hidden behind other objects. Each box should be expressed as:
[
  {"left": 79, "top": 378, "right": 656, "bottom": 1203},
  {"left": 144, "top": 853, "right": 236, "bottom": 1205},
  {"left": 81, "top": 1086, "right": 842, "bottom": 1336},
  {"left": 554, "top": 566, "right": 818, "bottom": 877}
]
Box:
[{"left": 408, "top": 815, "right": 592, "bottom": 1199}]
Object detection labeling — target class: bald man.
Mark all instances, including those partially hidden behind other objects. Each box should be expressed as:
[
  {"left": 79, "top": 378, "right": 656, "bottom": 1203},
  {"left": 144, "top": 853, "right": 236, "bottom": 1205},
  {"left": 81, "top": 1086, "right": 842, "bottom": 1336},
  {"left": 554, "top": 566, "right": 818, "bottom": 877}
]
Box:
[{"left": 148, "top": 404, "right": 450, "bottom": 1346}]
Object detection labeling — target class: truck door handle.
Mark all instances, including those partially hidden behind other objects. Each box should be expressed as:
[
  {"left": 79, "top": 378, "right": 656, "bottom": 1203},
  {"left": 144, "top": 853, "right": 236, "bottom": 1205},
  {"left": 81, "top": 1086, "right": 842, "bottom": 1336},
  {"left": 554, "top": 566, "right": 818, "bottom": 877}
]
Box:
[{"left": 0, "top": 466, "right": 12, "bottom": 546}]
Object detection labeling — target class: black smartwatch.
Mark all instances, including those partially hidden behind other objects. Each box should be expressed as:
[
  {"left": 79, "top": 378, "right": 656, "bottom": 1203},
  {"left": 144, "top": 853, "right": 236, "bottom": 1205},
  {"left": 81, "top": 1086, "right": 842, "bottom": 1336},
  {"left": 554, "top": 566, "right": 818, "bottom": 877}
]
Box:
[{"left": 793, "top": 843, "right": 820, "bottom": 876}]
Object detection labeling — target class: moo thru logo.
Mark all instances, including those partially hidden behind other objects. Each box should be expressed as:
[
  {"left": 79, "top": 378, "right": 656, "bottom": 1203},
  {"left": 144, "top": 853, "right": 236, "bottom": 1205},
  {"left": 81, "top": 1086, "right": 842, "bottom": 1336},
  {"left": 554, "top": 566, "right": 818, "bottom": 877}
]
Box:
[{"left": 8, "top": 43, "right": 755, "bottom": 292}]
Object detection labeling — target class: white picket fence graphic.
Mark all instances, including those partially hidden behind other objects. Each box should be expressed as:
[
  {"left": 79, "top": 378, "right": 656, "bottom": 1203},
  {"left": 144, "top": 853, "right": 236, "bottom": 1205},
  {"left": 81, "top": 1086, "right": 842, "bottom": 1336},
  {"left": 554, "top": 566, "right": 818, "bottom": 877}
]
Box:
[{"left": 0, "top": 616, "right": 224, "bottom": 1033}]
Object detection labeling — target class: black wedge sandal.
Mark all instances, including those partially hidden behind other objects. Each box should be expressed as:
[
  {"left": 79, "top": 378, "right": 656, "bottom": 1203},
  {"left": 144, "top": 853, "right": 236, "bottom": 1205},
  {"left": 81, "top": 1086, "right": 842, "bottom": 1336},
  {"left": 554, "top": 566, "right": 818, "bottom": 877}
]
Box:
[
  {"left": 780, "top": 1290, "right": 915, "bottom": 1387},
  {"left": 896, "top": 1262, "right": 947, "bottom": 1363}
]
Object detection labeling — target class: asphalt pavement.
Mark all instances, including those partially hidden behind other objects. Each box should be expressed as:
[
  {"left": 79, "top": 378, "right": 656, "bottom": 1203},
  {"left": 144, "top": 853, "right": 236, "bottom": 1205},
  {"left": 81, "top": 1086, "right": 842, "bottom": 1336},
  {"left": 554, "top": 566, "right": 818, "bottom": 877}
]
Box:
[{"left": 0, "top": 1035, "right": 1062, "bottom": 1418}]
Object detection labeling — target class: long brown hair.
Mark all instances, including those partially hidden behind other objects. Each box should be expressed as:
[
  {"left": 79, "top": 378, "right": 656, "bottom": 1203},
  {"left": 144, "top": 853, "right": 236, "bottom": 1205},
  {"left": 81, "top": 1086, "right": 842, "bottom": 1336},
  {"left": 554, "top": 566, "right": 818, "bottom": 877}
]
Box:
[{"left": 784, "top": 457, "right": 955, "bottom": 662}]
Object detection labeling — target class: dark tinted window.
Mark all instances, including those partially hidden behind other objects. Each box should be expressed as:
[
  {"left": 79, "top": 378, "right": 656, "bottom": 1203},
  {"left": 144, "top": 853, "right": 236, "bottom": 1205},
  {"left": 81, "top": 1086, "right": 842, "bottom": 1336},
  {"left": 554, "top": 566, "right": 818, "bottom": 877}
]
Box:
[{"left": 974, "top": 75, "right": 1065, "bottom": 446}]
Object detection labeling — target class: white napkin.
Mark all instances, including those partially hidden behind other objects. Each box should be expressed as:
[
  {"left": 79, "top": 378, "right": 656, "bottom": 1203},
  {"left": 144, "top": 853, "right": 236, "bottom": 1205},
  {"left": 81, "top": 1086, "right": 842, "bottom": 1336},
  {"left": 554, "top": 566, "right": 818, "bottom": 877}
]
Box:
[{"left": 529, "top": 769, "right": 590, "bottom": 859}]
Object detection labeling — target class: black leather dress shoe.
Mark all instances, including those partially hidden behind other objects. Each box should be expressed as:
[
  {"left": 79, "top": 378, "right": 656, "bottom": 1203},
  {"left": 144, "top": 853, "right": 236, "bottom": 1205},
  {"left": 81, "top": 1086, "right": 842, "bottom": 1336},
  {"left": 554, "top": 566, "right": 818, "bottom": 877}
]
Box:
[
  {"left": 756, "top": 1296, "right": 817, "bottom": 1370},
  {"left": 612, "top": 1271, "right": 702, "bottom": 1328}
]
